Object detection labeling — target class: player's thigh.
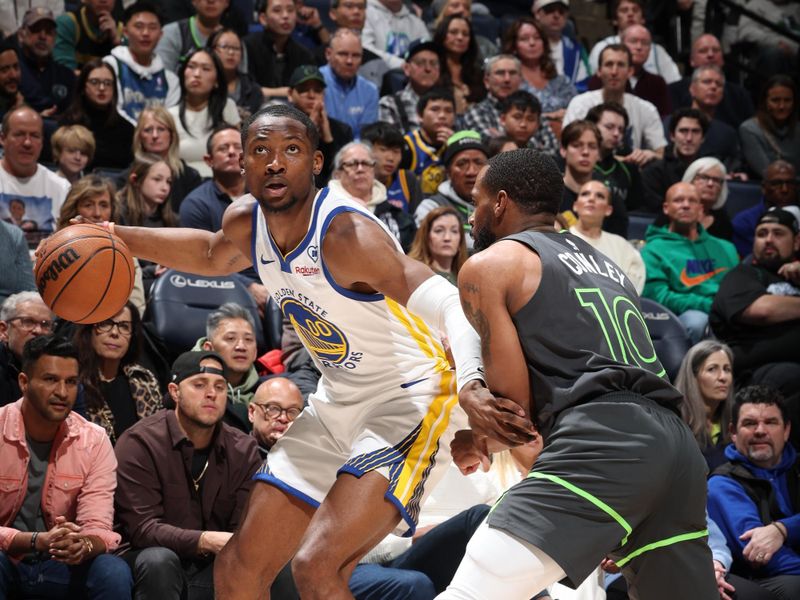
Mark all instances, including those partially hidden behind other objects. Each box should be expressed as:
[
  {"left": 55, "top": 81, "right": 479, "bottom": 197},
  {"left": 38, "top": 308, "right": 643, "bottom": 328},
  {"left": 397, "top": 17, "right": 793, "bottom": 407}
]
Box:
[
  {"left": 296, "top": 471, "right": 403, "bottom": 567},
  {"left": 230, "top": 481, "right": 316, "bottom": 569}
]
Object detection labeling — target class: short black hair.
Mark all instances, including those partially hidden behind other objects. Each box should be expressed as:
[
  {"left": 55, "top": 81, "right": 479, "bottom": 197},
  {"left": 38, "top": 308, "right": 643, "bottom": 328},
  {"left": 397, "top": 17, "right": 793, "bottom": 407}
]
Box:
[
  {"left": 669, "top": 107, "right": 709, "bottom": 137},
  {"left": 499, "top": 90, "right": 541, "bottom": 117},
  {"left": 207, "top": 123, "right": 241, "bottom": 154},
  {"left": 241, "top": 104, "right": 320, "bottom": 152},
  {"left": 585, "top": 101, "right": 629, "bottom": 129},
  {"left": 22, "top": 335, "right": 78, "bottom": 374},
  {"left": 416, "top": 88, "right": 455, "bottom": 117},
  {"left": 360, "top": 121, "right": 405, "bottom": 150},
  {"left": 482, "top": 148, "right": 563, "bottom": 216},
  {"left": 122, "top": 0, "right": 162, "bottom": 25},
  {"left": 732, "top": 385, "right": 790, "bottom": 427}
]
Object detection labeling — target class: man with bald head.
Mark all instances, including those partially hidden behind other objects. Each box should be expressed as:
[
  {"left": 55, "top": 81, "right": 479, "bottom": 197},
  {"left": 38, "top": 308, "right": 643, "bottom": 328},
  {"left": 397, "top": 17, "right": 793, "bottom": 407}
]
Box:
[
  {"left": 248, "top": 377, "right": 304, "bottom": 455},
  {"left": 668, "top": 34, "right": 754, "bottom": 128},
  {"left": 733, "top": 160, "right": 800, "bottom": 256},
  {"left": 641, "top": 181, "right": 739, "bottom": 343}
]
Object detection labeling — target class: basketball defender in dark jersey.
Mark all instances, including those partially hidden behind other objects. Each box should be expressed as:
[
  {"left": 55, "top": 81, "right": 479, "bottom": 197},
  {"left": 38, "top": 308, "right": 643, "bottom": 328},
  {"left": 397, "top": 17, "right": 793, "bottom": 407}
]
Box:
[{"left": 437, "top": 149, "right": 718, "bottom": 599}]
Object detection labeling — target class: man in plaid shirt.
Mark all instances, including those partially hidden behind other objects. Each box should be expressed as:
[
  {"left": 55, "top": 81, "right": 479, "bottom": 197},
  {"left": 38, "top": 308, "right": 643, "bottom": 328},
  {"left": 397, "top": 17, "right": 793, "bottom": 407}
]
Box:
[
  {"left": 460, "top": 55, "right": 558, "bottom": 155},
  {"left": 379, "top": 40, "right": 440, "bottom": 133}
]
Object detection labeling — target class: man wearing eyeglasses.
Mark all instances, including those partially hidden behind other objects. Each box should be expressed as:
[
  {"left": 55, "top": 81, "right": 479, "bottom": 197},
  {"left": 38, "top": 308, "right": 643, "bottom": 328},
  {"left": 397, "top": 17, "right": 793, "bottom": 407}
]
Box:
[
  {"left": 249, "top": 377, "right": 304, "bottom": 456},
  {"left": 733, "top": 161, "right": 800, "bottom": 257},
  {"left": 0, "top": 291, "right": 55, "bottom": 407}
]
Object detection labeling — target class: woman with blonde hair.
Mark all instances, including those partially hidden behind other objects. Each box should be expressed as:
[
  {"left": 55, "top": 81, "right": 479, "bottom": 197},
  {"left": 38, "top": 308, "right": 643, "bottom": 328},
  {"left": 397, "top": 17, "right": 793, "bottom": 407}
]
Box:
[
  {"left": 674, "top": 340, "right": 735, "bottom": 469},
  {"left": 408, "top": 205, "right": 468, "bottom": 285},
  {"left": 130, "top": 106, "right": 203, "bottom": 212},
  {"left": 57, "top": 175, "right": 145, "bottom": 316}
]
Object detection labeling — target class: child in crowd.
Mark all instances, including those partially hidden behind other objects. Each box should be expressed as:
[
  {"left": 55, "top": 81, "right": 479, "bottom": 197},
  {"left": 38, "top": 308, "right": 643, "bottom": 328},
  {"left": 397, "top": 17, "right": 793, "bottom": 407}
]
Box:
[{"left": 51, "top": 125, "right": 95, "bottom": 184}]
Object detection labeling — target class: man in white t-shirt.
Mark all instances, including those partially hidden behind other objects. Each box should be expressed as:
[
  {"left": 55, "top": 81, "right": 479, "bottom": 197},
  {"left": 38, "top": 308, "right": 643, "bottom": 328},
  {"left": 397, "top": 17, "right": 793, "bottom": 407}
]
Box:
[
  {"left": 0, "top": 106, "right": 70, "bottom": 243},
  {"left": 563, "top": 44, "right": 665, "bottom": 167}
]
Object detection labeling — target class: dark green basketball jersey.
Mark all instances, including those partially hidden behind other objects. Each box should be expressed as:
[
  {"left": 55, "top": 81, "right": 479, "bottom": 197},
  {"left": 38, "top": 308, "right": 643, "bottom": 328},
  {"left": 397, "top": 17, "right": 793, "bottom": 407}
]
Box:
[{"left": 505, "top": 230, "right": 682, "bottom": 437}]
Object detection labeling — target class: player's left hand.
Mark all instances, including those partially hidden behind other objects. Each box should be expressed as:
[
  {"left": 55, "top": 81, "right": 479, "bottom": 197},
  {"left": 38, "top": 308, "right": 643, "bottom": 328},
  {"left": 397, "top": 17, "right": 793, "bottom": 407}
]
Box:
[
  {"left": 458, "top": 380, "right": 537, "bottom": 448},
  {"left": 740, "top": 523, "right": 784, "bottom": 566}
]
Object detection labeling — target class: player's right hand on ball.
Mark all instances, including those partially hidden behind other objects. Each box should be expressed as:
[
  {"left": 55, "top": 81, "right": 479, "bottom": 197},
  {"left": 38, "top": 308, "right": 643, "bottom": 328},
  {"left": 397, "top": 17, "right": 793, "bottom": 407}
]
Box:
[{"left": 459, "top": 382, "right": 537, "bottom": 448}]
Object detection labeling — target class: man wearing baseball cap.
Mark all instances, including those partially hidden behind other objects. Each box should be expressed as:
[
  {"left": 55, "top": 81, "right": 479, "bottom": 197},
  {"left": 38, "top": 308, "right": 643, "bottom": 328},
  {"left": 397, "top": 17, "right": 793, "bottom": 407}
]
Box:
[
  {"left": 532, "top": 0, "right": 590, "bottom": 91},
  {"left": 114, "top": 350, "right": 266, "bottom": 598},
  {"left": 288, "top": 64, "right": 353, "bottom": 186},
  {"left": 413, "top": 130, "right": 488, "bottom": 250},
  {"left": 379, "top": 39, "right": 441, "bottom": 133},
  {"left": 16, "top": 7, "right": 75, "bottom": 118},
  {"left": 711, "top": 208, "right": 800, "bottom": 446}
]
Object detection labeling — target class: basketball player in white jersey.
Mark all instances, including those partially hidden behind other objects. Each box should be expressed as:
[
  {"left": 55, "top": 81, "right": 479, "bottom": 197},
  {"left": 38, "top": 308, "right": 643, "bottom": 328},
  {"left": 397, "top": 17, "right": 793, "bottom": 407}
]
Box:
[{"left": 76, "top": 104, "right": 538, "bottom": 598}]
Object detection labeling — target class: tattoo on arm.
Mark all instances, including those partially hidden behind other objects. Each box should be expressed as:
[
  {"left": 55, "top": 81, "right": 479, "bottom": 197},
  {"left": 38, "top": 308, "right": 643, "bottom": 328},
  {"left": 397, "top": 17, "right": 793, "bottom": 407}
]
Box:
[
  {"left": 462, "top": 298, "right": 491, "bottom": 367},
  {"left": 463, "top": 282, "right": 480, "bottom": 295}
]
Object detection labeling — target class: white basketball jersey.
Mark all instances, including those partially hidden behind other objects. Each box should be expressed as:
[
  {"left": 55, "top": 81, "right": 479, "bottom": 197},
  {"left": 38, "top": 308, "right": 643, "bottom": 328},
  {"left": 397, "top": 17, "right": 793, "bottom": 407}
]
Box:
[{"left": 252, "top": 188, "right": 451, "bottom": 404}]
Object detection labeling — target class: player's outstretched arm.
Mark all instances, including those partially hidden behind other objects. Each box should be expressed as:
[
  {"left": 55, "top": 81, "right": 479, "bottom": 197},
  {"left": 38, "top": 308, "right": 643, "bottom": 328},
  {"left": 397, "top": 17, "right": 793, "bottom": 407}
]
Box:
[{"left": 82, "top": 199, "right": 255, "bottom": 276}]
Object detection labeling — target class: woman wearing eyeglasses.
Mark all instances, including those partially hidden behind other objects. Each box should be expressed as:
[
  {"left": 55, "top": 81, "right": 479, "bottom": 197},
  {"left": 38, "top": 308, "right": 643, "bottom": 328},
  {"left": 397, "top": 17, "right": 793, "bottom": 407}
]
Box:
[
  {"left": 683, "top": 157, "right": 734, "bottom": 242},
  {"left": 59, "top": 58, "right": 134, "bottom": 171},
  {"left": 73, "top": 301, "right": 162, "bottom": 444},
  {"left": 208, "top": 28, "right": 263, "bottom": 121},
  {"left": 330, "top": 142, "right": 417, "bottom": 251}
]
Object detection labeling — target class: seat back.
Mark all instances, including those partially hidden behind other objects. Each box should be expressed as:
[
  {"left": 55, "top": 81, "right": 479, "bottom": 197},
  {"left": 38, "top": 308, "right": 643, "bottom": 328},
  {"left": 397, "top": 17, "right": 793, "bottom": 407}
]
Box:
[
  {"left": 725, "top": 181, "right": 762, "bottom": 220},
  {"left": 639, "top": 297, "right": 691, "bottom": 382},
  {"left": 145, "top": 270, "right": 267, "bottom": 362}
]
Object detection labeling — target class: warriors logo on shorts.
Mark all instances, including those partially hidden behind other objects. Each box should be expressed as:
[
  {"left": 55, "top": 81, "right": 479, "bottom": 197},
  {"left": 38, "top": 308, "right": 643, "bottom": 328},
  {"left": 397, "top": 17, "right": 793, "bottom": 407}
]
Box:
[{"left": 281, "top": 298, "right": 350, "bottom": 364}]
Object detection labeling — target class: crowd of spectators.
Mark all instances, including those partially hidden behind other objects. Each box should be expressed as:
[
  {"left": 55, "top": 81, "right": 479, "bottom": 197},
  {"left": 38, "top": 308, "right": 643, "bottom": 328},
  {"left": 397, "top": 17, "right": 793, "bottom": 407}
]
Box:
[{"left": 1, "top": 0, "right": 799, "bottom": 598}]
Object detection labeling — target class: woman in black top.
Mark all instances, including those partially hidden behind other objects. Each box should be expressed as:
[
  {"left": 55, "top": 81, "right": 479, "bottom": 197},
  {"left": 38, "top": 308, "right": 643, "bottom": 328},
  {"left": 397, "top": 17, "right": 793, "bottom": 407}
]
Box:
[
  {"left": 208, "top": 28, "right": 264, "bottom": 120},
  {"left": 60, "top": 58, "right": 134, "bottom": 171},
  {"left": 74, "top": 301, "right": 162, "bottom": 444},
  {"left": 433, "top": 14, "right": 486, "bottom": 115}
]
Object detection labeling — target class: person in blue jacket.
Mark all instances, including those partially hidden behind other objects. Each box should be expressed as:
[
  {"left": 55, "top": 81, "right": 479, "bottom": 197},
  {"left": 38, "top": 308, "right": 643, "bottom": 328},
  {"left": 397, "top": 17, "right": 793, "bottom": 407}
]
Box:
[{"left": 708, "top": 385, "right": 800, "bottom": 599}]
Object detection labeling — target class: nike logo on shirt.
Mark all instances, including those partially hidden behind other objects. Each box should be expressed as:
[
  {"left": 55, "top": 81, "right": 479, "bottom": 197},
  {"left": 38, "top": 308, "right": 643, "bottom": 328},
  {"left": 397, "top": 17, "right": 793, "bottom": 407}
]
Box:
[{"left": 680, "top": 267, "right": 727, "bottom": 287}]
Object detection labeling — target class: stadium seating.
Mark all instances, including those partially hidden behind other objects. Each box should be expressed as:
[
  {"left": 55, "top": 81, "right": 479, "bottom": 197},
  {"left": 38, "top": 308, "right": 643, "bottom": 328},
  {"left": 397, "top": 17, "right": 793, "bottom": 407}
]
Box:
[
  {"left": 145, "top": 269, "right": 281, "bottom": 361},
  {"left": 639, "top": 297, "right": 692, "bottom": 382}
]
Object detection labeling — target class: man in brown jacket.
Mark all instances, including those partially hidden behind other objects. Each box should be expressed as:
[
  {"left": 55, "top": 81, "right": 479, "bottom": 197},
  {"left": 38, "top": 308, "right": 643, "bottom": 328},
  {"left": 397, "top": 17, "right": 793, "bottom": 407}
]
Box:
[{"left": 114, "top": 350, "right": 263, "bottom": 599}]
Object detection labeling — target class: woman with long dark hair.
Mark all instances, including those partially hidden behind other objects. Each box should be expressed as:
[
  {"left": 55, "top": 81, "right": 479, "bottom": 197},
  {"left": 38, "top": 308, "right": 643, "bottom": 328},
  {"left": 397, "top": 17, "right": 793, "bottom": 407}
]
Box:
[
  {"left": 432, "top": 14, "right": 486, "bottom": 115},
  {"left": 740, "top": 74, "right": 800, "bottom": 178},
  {"left": 74, "top": 301, "right": 162, "bottom": 444},
  {"left": 502, "top": 16, "right": 576, "bottom": 135},
  {"left": 208, "top": 28, "right": 264, "bottom": 120},
  {"left": 60, "top": 58, "right": 134, "bottom": 170},
  {"left": 168, "top": 47, "right": 241, "bottom": 177}
]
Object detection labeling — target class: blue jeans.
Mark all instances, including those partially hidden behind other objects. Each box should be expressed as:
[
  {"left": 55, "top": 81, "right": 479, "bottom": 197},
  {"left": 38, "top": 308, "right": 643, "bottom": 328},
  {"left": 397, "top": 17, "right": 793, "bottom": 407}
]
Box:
[
  {"left": 678, "top": 309, "right": 709, "bottom": 345},
  {"left": 0, "top": 551, "right": 132, "bottom": 599}
]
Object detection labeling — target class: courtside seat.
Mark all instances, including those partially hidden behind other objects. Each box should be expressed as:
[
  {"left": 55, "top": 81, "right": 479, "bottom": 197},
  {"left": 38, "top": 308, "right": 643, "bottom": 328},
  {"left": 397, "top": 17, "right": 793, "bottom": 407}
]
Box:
[
  {"left": 146, "top": 269, "right": 279, "bottom": 362},
  {"left": 639, "top": 297, "right": 691, "bottom": 382}
]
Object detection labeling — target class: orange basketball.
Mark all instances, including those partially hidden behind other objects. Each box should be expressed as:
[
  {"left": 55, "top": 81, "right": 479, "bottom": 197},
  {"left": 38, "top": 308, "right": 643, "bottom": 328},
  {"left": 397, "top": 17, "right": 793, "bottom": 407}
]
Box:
[{"left": 35, "top": 224, "right": 135, "bottom": 324}]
